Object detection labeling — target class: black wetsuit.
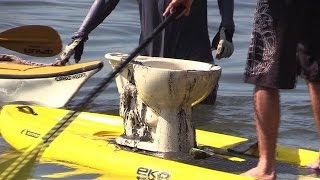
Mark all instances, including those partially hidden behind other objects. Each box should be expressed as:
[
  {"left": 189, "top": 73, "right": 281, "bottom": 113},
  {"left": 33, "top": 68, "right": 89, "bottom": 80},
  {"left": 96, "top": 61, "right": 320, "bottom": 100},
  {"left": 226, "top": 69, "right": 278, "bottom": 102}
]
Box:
[
  {"left": 74, "top": 0, "right": 234, "bottom": 104},
  {"left": 139, "top": 0, "right": 211, "bottom": 62}
]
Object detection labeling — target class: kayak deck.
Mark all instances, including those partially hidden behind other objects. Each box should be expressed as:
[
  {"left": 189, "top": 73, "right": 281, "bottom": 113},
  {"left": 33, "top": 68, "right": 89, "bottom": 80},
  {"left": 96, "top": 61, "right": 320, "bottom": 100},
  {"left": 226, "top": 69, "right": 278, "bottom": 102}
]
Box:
[{"left": 0, "top": 60, "right": 103, "bottom": 78}]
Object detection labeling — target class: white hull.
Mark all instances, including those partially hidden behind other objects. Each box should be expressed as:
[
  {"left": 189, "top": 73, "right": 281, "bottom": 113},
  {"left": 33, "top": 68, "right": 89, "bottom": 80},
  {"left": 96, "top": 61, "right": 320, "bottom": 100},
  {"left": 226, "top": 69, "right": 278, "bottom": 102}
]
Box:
[{"left": 0, "top": 61, "right": 103, "bottom": 108}]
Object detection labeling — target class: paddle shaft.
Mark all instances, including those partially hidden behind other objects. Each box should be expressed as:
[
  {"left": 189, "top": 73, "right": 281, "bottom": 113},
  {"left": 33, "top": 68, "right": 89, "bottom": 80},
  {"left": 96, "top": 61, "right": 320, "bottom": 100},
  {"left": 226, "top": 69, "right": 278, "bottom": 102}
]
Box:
[
  {"left": 0, "top": 25, "right": 62, "bottom": 57},
  {"left": 0, "top": 7, "right": 183, "bottom": 179}
]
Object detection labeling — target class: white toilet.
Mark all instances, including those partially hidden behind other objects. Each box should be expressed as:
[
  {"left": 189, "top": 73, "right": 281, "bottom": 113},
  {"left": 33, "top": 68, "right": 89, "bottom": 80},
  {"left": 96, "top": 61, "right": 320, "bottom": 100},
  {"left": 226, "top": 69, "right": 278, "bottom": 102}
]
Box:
[{"left": 106, "top": 53, "right": 221, "bottom": 152}]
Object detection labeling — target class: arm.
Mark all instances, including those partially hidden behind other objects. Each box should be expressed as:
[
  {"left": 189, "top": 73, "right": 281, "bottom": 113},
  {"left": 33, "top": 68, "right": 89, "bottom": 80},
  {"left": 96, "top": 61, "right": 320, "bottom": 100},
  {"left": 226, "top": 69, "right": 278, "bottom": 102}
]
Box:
[
  {"left": 212, "top": 0, "right": 235, "bottom": 59},
  {"left": 218, "top": 0, "right": 235, "bottom": 39},
  {"left": 55, "top": 0, "right": 119, "bottom": 65},
  {"left": 75, "top": 0, "right": 120, "bottom": 39}
]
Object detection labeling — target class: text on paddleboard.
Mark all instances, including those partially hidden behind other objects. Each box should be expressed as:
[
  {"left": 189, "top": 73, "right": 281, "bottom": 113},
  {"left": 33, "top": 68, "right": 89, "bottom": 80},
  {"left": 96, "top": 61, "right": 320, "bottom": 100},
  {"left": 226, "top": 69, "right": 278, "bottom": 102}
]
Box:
[
  {"left": 20, "top": 129, "right": 40, "bottom": 138},
  {"left": 137, "top": 167, "right": 170, "bottom": 180}
]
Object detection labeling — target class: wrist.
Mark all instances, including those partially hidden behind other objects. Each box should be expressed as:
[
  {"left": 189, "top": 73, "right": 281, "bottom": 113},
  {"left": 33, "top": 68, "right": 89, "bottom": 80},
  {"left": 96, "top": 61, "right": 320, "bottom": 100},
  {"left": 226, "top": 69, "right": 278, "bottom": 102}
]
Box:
[
  {"left": 72, "top": 31, "right": 88, "bottom": 41},
  {"left": 220, "top": 27, "right": 233, "bottom": 42}
]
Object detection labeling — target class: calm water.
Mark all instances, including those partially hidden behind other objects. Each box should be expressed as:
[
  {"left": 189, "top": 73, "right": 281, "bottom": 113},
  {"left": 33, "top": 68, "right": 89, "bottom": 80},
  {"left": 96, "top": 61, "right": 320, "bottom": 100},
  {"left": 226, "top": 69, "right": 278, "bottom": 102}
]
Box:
[{"left": 0, "top": 0, "right": 319, "bottom": 179}]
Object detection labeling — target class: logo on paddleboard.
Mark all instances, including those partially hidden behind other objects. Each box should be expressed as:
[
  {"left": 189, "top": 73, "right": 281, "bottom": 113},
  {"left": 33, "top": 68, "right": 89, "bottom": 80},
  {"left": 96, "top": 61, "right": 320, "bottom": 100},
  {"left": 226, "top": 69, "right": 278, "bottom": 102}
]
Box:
[
  {"left": 137, "top": 167, "right": 170, "bottom": 180},
  {"left": 21, "top": 129, "right": 40, "bottom": 138},
  {"left": 55, "top": 72, "right": 87, "bottom": 81}
]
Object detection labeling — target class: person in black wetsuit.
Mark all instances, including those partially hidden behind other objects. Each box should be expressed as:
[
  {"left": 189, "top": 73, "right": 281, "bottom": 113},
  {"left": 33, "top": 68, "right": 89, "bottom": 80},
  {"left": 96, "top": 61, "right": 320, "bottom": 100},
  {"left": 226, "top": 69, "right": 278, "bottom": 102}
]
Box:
[{"left": 55, "top": 0, "right": 235, "bottom": 105}]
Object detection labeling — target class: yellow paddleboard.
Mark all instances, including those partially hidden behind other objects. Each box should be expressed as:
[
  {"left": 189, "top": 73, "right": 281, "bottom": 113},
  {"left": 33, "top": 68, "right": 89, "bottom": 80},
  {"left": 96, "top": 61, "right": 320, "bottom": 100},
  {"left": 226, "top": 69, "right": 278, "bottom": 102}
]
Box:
[{"left": 0, "top": 105, "right": 318, "bottom": 179}]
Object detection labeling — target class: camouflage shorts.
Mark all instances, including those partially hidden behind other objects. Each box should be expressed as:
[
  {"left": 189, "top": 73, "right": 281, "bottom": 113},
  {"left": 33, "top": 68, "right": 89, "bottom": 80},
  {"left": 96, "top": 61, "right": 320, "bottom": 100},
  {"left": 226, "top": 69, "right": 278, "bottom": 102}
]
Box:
[{"left": 244, "top": 0, "right": 320, "bottom": 89}]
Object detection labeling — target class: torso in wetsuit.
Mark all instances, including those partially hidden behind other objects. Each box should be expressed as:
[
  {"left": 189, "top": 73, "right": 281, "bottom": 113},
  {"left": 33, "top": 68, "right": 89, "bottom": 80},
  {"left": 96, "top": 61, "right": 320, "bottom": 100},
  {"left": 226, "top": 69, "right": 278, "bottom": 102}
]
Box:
[{"left": 138, "top": 0, "right": 213, "bottom": 63}]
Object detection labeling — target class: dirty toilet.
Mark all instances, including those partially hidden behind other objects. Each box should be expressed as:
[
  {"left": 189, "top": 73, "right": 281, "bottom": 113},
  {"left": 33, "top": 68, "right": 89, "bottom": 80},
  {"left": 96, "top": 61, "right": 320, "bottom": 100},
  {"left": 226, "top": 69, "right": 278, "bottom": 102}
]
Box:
[{"left": 106, "top": 53, "right": 221, "bottom": 152}]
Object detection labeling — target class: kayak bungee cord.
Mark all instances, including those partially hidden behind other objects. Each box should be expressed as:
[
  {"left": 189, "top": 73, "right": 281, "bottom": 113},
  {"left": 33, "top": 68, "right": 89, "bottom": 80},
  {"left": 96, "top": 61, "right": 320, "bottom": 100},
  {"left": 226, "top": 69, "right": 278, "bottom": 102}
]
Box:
[
  {"left": 0, "top": 6, "right": 184, "bottom": 180},
  {"left": 0, "top": 53, "right": 57, "bottom": 66}
]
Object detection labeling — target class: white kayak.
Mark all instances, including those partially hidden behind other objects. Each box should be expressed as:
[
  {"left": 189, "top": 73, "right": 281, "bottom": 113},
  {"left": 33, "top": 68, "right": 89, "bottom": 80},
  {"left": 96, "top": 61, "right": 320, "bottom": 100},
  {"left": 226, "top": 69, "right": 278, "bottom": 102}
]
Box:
[{"left": 0, "top": 60, "right": 103, "bottom": 108}]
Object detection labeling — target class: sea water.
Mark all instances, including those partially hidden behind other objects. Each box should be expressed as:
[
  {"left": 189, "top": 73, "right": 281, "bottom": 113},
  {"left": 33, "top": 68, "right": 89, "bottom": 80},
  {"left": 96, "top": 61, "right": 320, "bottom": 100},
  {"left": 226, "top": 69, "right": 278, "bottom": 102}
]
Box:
[{"left": 0, "top": 0, "right": 318, "bottom": 179}]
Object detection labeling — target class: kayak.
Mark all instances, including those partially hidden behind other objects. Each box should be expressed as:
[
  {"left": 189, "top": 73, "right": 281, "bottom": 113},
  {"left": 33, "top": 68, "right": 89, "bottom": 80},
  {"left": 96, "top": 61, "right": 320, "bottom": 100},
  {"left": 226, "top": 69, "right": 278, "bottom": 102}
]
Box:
[
  {"left": 0, "top": 61, "right": 102, "bottom": 108},
  {"left": 0, "top": 104, "right": 318, "bottom": 179}
]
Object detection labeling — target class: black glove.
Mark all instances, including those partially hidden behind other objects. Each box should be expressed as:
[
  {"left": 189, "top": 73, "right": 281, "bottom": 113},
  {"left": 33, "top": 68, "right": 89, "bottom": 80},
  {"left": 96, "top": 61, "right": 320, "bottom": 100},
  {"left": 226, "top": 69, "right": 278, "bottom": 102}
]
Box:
[
  {"left": 53, "top": 35, "right": 87, "bottom": 66},
  {"left": 73, "top": 36, "right": 85, "bottom": 63},
  {"left": 211, "top": 27, "right": 234, "bottom": 60}
]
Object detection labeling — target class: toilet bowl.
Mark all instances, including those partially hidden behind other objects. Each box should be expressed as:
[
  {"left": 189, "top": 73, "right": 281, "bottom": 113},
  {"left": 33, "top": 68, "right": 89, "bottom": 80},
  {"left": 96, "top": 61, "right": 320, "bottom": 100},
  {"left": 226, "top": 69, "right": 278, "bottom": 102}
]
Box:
[{"left": 106, "top": 53, "right": 221, "bottom": 152}]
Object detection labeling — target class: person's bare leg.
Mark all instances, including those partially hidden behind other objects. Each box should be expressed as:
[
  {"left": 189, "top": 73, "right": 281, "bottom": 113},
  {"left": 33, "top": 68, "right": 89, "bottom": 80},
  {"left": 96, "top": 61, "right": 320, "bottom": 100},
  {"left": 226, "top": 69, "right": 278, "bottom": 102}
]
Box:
[
  {"left": 307, "top": 81, "right": 320, "bottom": 169},
  {"left": 242, "top": 86, "right": 280, "bottom": 180}
]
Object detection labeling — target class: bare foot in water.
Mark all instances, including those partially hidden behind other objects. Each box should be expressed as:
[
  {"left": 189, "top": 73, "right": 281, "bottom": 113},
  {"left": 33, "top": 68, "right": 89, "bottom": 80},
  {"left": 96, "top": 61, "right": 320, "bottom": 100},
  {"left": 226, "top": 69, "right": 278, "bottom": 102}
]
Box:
[
  {"left": 241, "top": 167, "right": 276, "bottom": 180},
  {"left": 308, "top": 158, "right": 320, "bottom": 170}
]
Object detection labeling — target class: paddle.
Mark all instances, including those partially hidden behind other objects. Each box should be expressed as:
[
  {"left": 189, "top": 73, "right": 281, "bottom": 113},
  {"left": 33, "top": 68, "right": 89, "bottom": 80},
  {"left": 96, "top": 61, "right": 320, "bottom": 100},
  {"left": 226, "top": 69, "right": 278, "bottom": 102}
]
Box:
[
  {"left": 0, "top": 25, "right": 62, "bottom": 57},
  {"left": 0, "top": 7, "right": 184, "bottom": 179}
]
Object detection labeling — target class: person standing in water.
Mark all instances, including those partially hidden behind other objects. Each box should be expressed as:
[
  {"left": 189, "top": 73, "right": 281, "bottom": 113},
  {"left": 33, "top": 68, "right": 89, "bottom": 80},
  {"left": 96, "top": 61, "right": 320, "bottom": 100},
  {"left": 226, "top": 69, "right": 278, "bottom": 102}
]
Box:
[
  {"left": 54, "top": 0, "right": 235, "bottom": 105},
  {"left": 243, "top": 0, "right": 320, "bottom": 179}
]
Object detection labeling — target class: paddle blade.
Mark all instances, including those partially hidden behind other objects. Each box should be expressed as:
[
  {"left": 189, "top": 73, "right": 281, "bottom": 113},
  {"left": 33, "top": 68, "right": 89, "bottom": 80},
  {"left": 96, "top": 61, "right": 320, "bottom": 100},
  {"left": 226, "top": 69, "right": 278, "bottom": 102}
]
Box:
[{"left": 0, "top": 25, "right": 62, "bottom": 57}]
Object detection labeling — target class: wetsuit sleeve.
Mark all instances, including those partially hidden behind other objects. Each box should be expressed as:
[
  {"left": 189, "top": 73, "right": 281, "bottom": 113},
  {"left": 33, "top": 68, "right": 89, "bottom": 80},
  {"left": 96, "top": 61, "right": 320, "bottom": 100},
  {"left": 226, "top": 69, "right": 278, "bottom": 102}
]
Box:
[
  {"left": 73, "top": 0, "right": 120, "bottom": 39},
  {"left": 217, "top": 0, "right": 234, "bottom": 40}
]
